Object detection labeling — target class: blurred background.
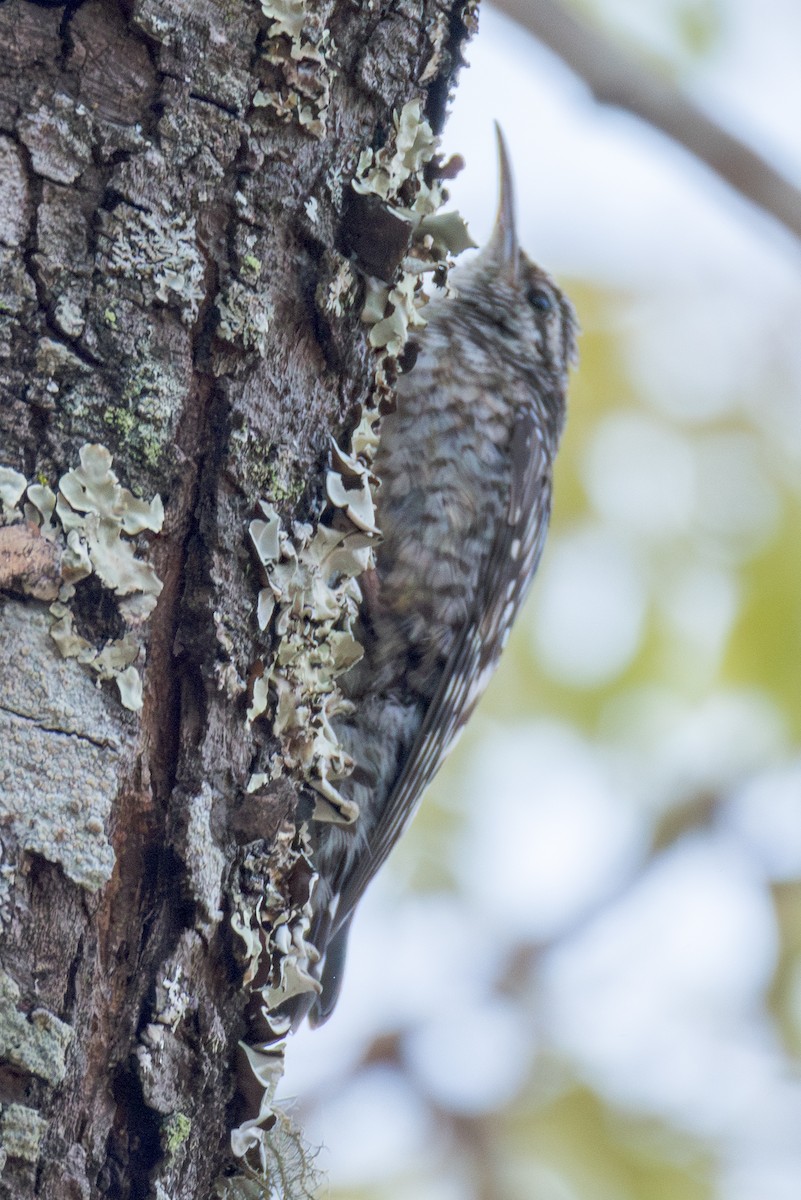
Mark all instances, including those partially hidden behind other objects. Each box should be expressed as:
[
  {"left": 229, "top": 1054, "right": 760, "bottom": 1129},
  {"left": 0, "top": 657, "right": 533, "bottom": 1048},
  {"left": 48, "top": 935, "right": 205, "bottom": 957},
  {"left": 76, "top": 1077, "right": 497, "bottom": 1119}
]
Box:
[{"left": 278, "top": 2, "right": 801, "bottom": 1196}]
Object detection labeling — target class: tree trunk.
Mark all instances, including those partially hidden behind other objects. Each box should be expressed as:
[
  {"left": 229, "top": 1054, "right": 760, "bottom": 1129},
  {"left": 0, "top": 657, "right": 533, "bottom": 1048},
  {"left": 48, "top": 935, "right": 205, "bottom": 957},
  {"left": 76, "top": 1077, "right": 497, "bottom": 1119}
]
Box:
[{"left": 0, "top": 1, "right": 473, "bottom": 1195}]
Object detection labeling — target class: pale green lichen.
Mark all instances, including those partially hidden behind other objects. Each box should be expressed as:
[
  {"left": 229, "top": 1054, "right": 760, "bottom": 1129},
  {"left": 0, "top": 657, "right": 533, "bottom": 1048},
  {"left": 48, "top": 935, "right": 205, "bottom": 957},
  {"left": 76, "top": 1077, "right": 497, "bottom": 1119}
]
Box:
[
  {"left": 231, "top": 436, "right": 384, "bottom": 1170},
  {"left": 162, "top": 1111, "right": 192, "bottom": 1155},
  {"left": 351, "top": 99, "right": 473, "bottom": 402},
  {"left": 55, "top": 445, "right": 163, "bottom": 601},
  {"left": 3, "top": 445, "right": 164, "bottom": 711},
  {"left": 216, "top": 281, "right": 273, "bottom": 356},
  {"left": 0, "top": 1104, "right": 47, "bottom": 1164},
  {"left": 0, "top": 969, "right": 74, "bottom": 1085},
  {"left": 320, "top": 258, "right": 356, "bottom": 319},
  {"left": 229, "top": 824, "right": 319, "bottom": 1169},
  {"left": 0, "top": 466, "right": 27, "bottom": 515},
  {"left": 352, "top": 99, "right": 440, "bottom": 212},
  {"left": 103, "top": 204, "right": 205, "bottom": 323},
  {"left": 362, "top": 272, "right": 428, "bottom": 357},
  {"left": 254, "top": 1, "right": 334, "bottom": 139},
  {"left": 325, "top": 438, "right": 380, "bottom": 534},
  {"left": 246, "top": 496, "right": 372, "bottom": 823},
  {"left": 100, "top": 347, "right": 187, "bottom": 469}
]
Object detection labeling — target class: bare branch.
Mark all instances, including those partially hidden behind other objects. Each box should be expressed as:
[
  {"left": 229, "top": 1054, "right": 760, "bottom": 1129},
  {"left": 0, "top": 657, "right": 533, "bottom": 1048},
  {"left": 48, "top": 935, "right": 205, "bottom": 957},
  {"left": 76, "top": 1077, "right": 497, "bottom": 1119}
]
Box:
[{"left": 492, "top": 0, "right": 801, "bottom": 245}]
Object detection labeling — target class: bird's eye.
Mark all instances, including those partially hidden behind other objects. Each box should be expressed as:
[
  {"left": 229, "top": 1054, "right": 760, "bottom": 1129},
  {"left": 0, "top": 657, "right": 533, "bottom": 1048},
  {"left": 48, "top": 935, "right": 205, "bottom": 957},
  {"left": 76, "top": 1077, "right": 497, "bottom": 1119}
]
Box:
[{"left": 526, "top": 286, "right": 552, "bottom": 314}]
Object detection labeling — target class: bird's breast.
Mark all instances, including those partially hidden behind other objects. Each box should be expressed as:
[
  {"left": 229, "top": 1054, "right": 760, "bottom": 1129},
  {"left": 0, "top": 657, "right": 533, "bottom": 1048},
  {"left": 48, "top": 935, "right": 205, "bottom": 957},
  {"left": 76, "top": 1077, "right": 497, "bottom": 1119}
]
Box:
[{"left": 369, "top": 340, "right": 513, "bottom": 694}]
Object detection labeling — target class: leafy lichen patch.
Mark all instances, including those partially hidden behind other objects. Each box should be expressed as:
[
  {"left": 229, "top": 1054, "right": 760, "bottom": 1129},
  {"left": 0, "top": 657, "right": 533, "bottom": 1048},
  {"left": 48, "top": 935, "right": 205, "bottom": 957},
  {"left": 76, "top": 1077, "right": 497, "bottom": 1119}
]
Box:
[
  {"left": 246, "top": 502, "right": 372, "bottom": 823},
  {"left": 2, "top": 445, "right": 164, "bottom": 711},
  {"left": 100, "top": 203, "right": 206, "bottom": 323},
  {"left": 229, "top": 821, "right": 318, "bottom": 1169},
  {"left": 0, "top": 467, "right": 27, "bottom": 514},
  {"left": 215, "top": 280, "right": 274, "bottom": 360},
  {"left": 0, "top": 969, "right": 74, "bottom": 1086},
  {"left": 319, "top": 257, "right": 357, "bottom": 319},
  {"left": 352, "top": 99, "right": 474, "bottom": 370},
  {"left": 352, "top": 99, "right": 440, "bottom": 211},
  {"left": 162, "top": 1111, "right": 192, "bottom": 1156},
  {"left": 254, "top": 0, "right": 334, "bottom": 139},
  {"left": 231, "top": 437, "right": 382, "bottom": 1172},
  {"left": 218, "top": 1109, "right": 322, "bottom": 1200}
]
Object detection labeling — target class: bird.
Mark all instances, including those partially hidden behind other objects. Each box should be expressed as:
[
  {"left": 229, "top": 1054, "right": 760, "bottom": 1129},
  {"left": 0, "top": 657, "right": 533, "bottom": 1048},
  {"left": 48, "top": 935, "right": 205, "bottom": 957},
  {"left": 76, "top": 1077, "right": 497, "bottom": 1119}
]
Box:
[{"left": 304, "top": 125, "right": 577, "bottom": 1026}]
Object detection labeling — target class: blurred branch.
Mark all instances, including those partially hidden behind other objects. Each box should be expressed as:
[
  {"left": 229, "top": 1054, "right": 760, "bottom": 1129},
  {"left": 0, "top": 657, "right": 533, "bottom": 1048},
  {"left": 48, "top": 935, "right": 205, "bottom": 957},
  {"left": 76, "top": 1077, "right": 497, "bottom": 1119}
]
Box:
[{"left": 491, "top": 0, "right": 801, "bottom": 245}]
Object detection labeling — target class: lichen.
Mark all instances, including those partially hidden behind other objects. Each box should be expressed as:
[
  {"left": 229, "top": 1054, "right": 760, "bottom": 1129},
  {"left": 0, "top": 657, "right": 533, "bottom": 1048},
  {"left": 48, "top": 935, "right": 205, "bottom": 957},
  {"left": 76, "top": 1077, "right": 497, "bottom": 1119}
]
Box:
[
  {"left": 55, "top": 445, "right": 163, "bottom": 601},
  {"left": 0, "top": 1104, "right": 48, "bottom": 1164},
  {"left": 350, "top": 98, "right": 474, "bottom": 410},
  {"left": 319, "top": 258, "right": 356, "bottom": 319},
  {"left": 226, "top": 103, "right": 474, "bottom": 1167},
  {"left": 420, "top": 7, "right": 451, "bottom": 83},
  {"left": 0, "top": 710, "right": 118, "bottom": 890},
  {"left": 352, "top": 99, "right": 440, "bottom": 211},
  {"left": 53, "top": 295, "right": 85, "bottom": 339},
  {"left": 1, "top": 445, "right": 164, "bottom": 711},
  {"left": 0, "top": 969, "right": 74, "bottom": 1085},
  {"left": 0, "top": 603, "right": 120, "bottom": 890},
  {"left": 218, "top": 1108, "right": 322, "bottom": 1199},
  {"left": 229, "top": 822, "right": 319, "bottom": 1170},
  {"left": 216, "top": 280, "right": 273, "bottom": 357},
  {"left": 246, "top": 493, "right": 373, "bottom": 823},
  {"left": 230, "top": 431, "right": 383, "bottom": 1171},
  {"left": 162, "top": 1111, "right": 192, "bottom": 1155},
  {"left": 362, "top": 271, "right": 428, "bottom": 357},
  {"left": 101, "top": 346, "right": 187, "bottom": 469},
  {"left": 101, "top": 204, "right": 205, "bottom": 323},
  {"left": 0, "top": 467, "right": 27, "bottom": 514},
  {"left": 254, "top": 1, "right": 334, "bottom": 139},
  {"left": 231, "top": 435, "right": 305, "bottom": 506},
  {"left": 153, "top": 965, "right": 193, "bottom": 1033},
  {"left": 18, "top": 93, "right": 93, "bottom": 186}
]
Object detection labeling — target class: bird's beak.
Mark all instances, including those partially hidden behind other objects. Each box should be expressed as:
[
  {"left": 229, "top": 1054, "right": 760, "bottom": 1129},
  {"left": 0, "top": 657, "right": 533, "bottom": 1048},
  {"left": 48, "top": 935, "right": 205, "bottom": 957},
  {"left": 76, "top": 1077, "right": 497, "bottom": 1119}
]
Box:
[{"left": 485, "top": 122, "right": 519, "bottom": 284}]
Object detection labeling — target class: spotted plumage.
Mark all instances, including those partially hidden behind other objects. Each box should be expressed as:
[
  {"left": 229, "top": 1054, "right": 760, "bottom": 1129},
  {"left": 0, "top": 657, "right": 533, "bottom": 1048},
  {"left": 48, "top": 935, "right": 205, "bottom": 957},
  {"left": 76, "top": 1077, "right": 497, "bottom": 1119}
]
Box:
[{"left": 305, "top": 128, "right": 577, "bottom": 1025}]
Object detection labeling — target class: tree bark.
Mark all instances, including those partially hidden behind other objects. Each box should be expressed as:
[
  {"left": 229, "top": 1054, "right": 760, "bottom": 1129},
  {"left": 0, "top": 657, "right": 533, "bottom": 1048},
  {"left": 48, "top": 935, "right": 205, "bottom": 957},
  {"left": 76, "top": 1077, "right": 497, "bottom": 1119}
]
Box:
[{"left": 0, "top": 1, "right": 472, "bottom": 1196}]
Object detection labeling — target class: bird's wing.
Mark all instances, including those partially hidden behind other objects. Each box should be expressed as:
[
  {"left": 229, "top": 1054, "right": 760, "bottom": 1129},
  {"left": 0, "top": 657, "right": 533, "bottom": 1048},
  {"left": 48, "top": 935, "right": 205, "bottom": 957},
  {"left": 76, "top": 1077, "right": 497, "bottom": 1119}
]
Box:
[{"left": 331, "top": 408, "right": 552, "bottom": 933}]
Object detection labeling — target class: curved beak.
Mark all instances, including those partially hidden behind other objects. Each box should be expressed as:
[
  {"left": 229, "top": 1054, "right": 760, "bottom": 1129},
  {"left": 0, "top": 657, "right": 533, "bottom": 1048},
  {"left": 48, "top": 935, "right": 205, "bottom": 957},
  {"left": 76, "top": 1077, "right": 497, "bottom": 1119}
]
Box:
[{"left": 484, "top": 122, "right": 519, "bottom": 283}]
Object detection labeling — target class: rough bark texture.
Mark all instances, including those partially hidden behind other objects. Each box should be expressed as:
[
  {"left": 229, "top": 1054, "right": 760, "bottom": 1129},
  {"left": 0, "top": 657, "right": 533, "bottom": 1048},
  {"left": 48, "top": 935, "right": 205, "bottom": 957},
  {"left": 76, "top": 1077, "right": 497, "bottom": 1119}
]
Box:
[{"left": 0, "top": 1, "right": 471, "bottom": 1196}]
